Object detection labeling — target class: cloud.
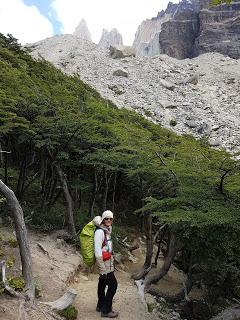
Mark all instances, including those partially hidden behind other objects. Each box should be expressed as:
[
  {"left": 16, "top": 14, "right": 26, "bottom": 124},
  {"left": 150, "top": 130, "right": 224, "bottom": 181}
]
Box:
[
  {"left": 52, "top": 0, "right": 177, "bottom": 45},
  {"left": 0, "top": 0, "right": 54, "bottom": 45}
]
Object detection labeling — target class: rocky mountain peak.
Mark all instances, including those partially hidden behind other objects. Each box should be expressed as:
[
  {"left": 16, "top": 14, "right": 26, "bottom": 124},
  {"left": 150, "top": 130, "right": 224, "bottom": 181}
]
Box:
[
  {"left": 73, "top": 19, "right": 92, "bottom": 42},
  {"left": 98, "top": 28, "right": 123, "bottom": 48},
  {"left": 133, "top": 0, "right": 240, "bottom": 59}
]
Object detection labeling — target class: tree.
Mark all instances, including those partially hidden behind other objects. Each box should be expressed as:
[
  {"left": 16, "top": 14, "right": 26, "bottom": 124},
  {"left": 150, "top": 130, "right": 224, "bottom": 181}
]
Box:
[{"left": 0, "top": 180, "right": 35, "bottom": 301}]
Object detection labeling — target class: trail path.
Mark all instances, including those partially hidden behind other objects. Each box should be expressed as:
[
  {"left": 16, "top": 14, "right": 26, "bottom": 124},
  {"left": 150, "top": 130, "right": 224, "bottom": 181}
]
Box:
[{"left": 73, "top": 270, "right": 159, "bottom": 320}]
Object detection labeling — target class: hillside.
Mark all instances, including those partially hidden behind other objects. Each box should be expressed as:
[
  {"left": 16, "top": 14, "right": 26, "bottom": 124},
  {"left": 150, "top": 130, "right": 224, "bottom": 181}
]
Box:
[
  {"left": 1, "top": 33, "right": 240, "bottom": 319},
  {"left": 28, "top": 34, "right": 240, "bottom": 153}
]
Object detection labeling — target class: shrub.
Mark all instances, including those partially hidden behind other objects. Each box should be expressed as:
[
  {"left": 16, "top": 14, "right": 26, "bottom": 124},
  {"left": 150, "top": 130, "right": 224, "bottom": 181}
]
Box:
[{"left": 170, "top": 119, "right": 177, "bottom": 126}]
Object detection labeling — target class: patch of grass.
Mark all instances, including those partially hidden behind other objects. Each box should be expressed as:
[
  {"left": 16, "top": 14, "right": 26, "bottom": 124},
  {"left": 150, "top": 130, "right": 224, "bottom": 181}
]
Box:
[
  {"left": 8, "top": 236, "right": 18, "bottom": 248},
  {"left": 58, "top": 305, "right": 78, "bottom": 320},
  {"left": 8, "top": 276, "right": 25, "bottom": 291},
  {"left": 147, "top": 302, "right": 156, "bottom": 313},
  {"left": 6, "top": 256, "right": 15, "bottom": 268}
]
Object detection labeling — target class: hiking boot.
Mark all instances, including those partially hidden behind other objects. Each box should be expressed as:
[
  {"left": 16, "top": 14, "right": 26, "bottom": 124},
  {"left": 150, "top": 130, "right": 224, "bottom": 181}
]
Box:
[
  {"left": 101, "top": 311, "right": 119, "bottom": 318},
  {"left": 96, "top": 306, "right": 102, "bottom": 312}
]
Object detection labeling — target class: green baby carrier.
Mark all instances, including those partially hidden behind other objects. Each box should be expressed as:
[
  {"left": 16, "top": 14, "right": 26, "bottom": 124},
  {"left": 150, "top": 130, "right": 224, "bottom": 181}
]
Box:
[{"left": 80, "top": 216, "right": 101, "bottom": 267}]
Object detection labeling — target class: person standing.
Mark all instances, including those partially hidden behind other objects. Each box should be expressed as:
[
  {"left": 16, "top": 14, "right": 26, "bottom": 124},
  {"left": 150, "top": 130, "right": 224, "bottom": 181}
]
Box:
[{"left": 94, "top": 210, "right": 118, "bottom": 318}]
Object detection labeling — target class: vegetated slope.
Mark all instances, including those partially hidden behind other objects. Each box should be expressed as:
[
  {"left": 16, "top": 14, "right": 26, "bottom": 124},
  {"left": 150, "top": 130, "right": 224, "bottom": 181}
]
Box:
[
  {"left": 1, "top": 33, "right": 240, "bottom": 308},
  {"left": 28, "top": 34, "right": 240, "bottom": 153}
]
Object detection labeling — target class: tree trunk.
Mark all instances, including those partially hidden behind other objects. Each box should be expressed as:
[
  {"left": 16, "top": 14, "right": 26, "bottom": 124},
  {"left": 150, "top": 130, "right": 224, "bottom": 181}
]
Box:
[
  {"left": 16, "top": 155, "right": 27, "bottom": 200},
  {"left": 0, "top": 180, "right": 35, "bottom": 301},
  {"left": 54, "top": 164, "right": 77, "bottom": 238},
  {"left": 89, "top": 167, "right": 98, "bottom": 217},
  {"left": 132, "top": 212, "right": 153, "bottom": 280},
  {"left": 144, "top": 232, "right": 178, "bottom": 287},
  {"left": 0, "top": 142, "right": 3, "bottom": 167},
  {"left": 153, "top": 224, "right": 167, "bottom": 267},
  {"left": 112, "top": 171, "right": 117, "bottom": 212},
  {"left": 4, "top": 151, "right": 8, "bottom": 184},
  {"left": 102, "top": 168, "right": 112, "bottom": 211}
]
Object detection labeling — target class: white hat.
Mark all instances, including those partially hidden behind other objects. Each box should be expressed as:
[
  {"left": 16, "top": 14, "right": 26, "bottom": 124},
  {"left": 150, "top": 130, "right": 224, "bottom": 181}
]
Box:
[
  {"left": 92, "top": 216, "right": 102, "bottom": 227},
  {"left": 101, "top": 210, "right": 113, "bottom": 221}
]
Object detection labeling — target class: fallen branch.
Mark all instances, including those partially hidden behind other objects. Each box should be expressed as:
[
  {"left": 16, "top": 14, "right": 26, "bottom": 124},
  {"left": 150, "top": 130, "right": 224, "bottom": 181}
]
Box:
[
  {"left": 37, "top": 243, "right": 50, "bottom": 257},
  {"left": 40, "top": 288, "right": 77, "bottom": 311},
  {"left": 0, "top": 260, "right": 23, "bottom": 298},
  {"left": 135, "top": 280, "right": 148, "bottom": 311}
]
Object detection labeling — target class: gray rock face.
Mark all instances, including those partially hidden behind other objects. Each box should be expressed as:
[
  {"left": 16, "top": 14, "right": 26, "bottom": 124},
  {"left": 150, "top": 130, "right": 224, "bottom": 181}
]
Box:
[
  {"left": 28, "top": 34, "right": 240, "bottom": 153},
  {"left": 73, "top": 19, "right": 92, "bottom": 42},
  {"left": 195, "top": 2, "right": 240, "bottom": 59},
  {"left": 133, "top": 0, "right": 240, "bottom": 59},
  {"left": 98, "top": 28, "right": 123, "bottom": 48}
]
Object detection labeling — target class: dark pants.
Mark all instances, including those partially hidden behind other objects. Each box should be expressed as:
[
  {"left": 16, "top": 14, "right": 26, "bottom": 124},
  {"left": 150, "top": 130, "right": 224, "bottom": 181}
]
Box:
[{"left": 97, "top": 272, "right": 118, "bottom": 314}]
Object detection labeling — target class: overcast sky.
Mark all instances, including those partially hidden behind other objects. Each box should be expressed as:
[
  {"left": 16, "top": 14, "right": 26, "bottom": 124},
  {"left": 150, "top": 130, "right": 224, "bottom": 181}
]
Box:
[{"left": 0, "top": 0, "right": 178, "bottom": 45}]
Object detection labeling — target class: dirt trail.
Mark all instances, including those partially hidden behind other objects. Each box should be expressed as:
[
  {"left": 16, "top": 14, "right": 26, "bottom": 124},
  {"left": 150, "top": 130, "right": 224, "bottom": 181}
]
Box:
[{"left": 73, "top": 270, "right": 159, "bottom": 320}]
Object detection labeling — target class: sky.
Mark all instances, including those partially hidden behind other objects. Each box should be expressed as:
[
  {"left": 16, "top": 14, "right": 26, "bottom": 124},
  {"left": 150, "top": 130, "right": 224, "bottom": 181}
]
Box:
[{"left": 0, "top": 0, "right": 178, "bottom": 45}]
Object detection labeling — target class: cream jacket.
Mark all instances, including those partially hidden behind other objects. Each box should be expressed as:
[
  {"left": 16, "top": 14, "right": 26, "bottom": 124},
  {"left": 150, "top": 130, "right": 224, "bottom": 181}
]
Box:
[{"left": 94, "top": 226, "right": 114, "bottom": 275}]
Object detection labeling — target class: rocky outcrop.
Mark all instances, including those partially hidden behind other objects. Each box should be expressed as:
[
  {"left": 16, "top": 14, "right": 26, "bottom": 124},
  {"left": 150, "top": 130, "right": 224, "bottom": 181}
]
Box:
[
  {"left": 133, "top": 0, "right": 240, "bottom": 59},
  {"left": 73, "top": 19, "right": 92, "bottom": 42},
  {"left": 98, "top": 28, "right": 123, "bottom": 48},
  {"left": 158, "top": 1, "right": 199, "bottom": 59},
  {"left": 195, "top": 1, "right": 240, "bottom": 59}
]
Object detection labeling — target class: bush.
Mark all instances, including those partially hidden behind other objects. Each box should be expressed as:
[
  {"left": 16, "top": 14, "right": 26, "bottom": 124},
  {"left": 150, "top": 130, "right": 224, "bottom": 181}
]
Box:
[{"left": 170, "top": 119, "right": 177, "bottom": 126}]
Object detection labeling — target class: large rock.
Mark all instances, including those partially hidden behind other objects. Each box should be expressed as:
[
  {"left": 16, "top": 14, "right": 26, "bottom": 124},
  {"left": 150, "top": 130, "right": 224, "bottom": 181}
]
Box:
[
  {"left": 73, "top": 19, "right": 92, "bottom": 42},
  {"left": 98, "top": 28, "right": 123, "bottom": 49},
  {"left": 109, "top": 45, "right": 135, "bottom": 59},
  {"left": 113, "top": 69, "right": 129, "bottom": 77}
]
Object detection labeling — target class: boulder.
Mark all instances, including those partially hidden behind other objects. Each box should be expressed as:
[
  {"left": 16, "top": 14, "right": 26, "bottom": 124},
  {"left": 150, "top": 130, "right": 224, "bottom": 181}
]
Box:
[
  {"left": 110, "top": 45, "right": 136, "bottom": 59},
  {"left": 158, "top": 99, "right": 177, "bottom": 109},
  {"left": 159, "top": 78, "right": 175, "bottom": 90},
  {"left": 113, "top": 69, "right": 129, "bottom": 77}
]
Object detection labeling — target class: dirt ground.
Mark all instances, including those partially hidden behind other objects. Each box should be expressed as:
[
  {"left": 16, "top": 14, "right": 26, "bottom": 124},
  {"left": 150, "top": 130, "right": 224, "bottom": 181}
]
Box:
[{"left": 0, "top": 229, "right": 202, "bottom": 320}]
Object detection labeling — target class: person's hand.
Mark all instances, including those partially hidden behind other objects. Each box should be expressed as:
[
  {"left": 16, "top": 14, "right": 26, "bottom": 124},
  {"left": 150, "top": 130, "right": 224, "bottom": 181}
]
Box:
[{"left": 100, "top": 273, "right": 107, "bottom": 280}]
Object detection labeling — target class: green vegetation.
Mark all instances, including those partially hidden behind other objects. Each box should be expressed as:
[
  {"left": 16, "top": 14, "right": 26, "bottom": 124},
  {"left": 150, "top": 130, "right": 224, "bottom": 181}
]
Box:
[
  {"left": 0, "top": 276, "right": 25, "bottom": 294},
  {"left": 211, "top": 0, "right": 239, "bottom": 5},
  {"left": 169, "top": 119, "right": 177, "bottom": 127},
  {"left": 6, "top": 256, "right": 15, "bottom": 268},
  {"left": 58, "top": 305, "right": 78, "bottom": 320},
  {"left": 8, "top": 236, "right": 18, "bottom": 248},
  {"left": 0, "top": 33, "right": 240, "bottom": 305},
  {"left": 8, "top": 276, "right": 25, "bottom": 291}
]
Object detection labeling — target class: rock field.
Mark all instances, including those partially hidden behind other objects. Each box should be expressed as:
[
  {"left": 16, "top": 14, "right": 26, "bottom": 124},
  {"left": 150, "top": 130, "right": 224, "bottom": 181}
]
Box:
[{"left": 28, "top": 34, "right": 240, "bottom": 153}]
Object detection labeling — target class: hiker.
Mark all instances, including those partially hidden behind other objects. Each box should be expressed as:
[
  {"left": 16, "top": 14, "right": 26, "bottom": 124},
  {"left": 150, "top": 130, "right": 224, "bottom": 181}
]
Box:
[{"left": 94, "top": 210, "right": 118, "bottom": 318}]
